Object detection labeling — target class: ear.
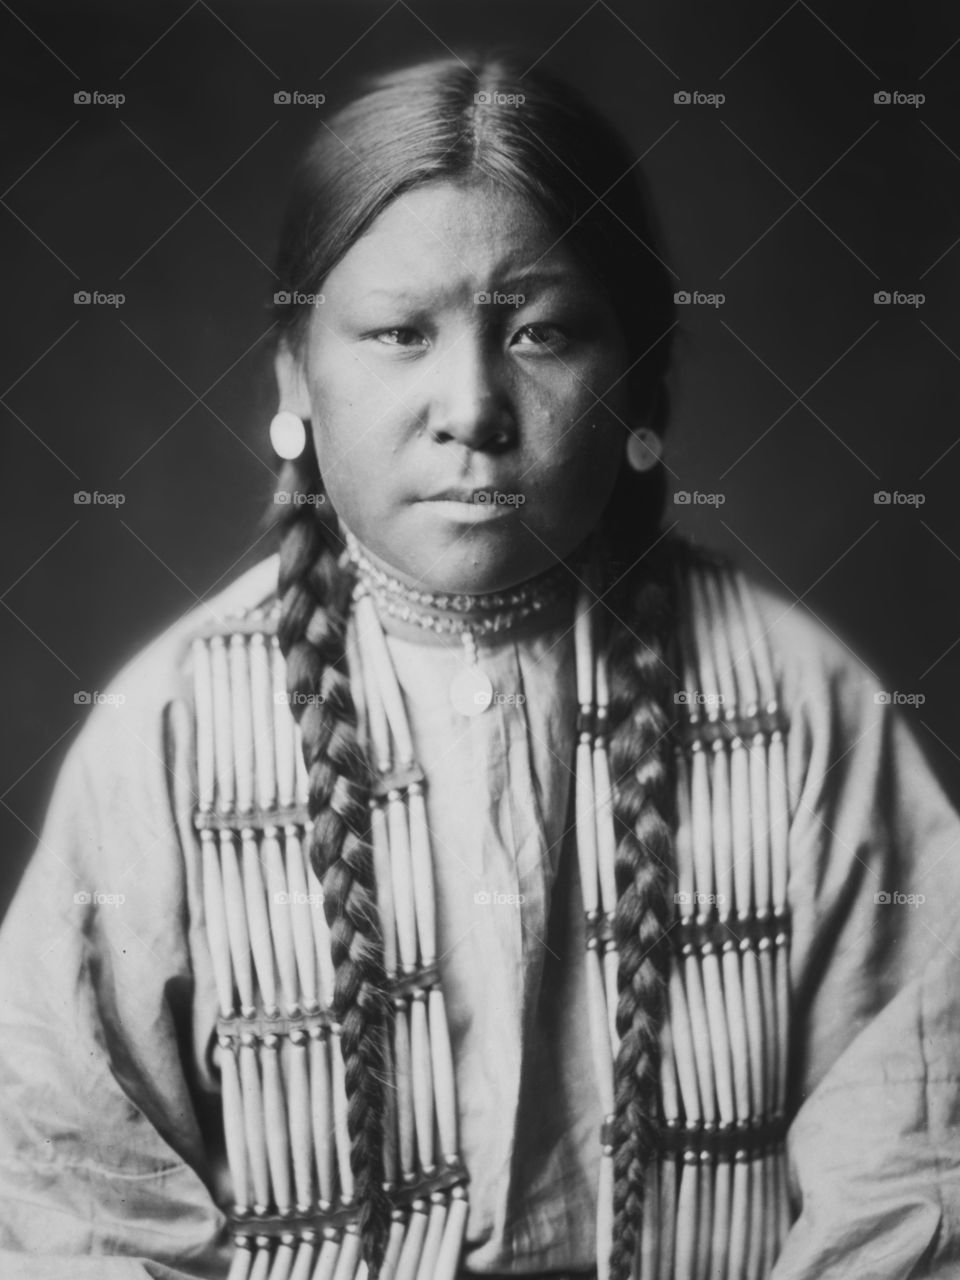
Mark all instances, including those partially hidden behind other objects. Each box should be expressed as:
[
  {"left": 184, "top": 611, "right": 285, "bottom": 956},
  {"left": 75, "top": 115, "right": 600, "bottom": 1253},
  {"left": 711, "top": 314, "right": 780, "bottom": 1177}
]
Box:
[
  {"left": 624, "top": 365, "right": 652, "bottom": 424},
  {"left": 273, "top": 343, "right": 312, "bottom": 419},
  {"left": 624, "top": 367, "right": 665, "bottom": 437}
]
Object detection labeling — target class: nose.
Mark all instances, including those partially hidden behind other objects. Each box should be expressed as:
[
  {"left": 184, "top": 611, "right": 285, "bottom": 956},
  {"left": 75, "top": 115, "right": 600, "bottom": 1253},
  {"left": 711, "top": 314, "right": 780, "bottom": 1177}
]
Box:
[{"left": 426, "top": 335, "right": 517, "bottom": 453}]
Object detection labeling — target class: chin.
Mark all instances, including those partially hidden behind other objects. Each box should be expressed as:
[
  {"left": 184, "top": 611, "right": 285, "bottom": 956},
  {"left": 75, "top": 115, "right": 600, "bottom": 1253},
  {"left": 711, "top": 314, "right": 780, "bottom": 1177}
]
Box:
[
  {"left": 351, "top": 507, "right": 583, "bottom": 595},
  {"left": 409, "top": 532, "right": 567, "bottom": 596}
]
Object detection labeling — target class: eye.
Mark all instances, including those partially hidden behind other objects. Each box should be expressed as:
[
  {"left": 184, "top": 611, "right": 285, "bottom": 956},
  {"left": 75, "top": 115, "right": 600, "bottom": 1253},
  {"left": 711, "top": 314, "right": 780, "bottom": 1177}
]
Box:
[
  {"left": 512, "top": 323, "right": 568, "bottom": 351},
  {"left": 371, "top": 327, "right": 425, "bottom": 348}
]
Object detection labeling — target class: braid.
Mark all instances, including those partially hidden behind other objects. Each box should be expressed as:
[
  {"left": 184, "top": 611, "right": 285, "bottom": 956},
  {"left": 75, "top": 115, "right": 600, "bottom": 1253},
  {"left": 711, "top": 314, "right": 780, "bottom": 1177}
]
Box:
[
  {"left": 274, "top": 447, "right": 391, "bottom": 1276},
  {"left": 597, "top": 482, "right": 687, "bottom": 1280}
]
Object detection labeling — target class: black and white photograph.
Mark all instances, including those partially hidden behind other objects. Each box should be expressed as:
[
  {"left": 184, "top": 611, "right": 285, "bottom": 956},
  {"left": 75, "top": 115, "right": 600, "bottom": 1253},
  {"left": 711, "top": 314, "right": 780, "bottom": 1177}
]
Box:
[{"left": 3, "top": 2, "right": 960, "bottom": 1277}]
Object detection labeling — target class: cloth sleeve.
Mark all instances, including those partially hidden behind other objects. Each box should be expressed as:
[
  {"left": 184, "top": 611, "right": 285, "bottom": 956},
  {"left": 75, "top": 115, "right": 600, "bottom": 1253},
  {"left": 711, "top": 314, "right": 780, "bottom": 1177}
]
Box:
[
  {"left": 0, "top": 681, "right": 229, "bottom": 1278},
  {"left": 768, "top": 600, "right": 960, "bottom": 1278}
]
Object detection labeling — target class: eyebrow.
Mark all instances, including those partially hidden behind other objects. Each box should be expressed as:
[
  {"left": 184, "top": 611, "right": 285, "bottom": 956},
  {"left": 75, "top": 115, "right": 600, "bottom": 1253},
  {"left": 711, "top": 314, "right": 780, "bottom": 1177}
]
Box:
[{"left": 361, "top": 268, "right": 577, "bottom": 302}]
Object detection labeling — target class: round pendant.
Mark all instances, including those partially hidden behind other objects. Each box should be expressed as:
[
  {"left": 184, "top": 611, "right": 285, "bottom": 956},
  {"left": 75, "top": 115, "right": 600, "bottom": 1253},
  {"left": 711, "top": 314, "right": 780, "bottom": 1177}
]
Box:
[{"left": 449, "top": 664, "right": 494, "bottom": 717}]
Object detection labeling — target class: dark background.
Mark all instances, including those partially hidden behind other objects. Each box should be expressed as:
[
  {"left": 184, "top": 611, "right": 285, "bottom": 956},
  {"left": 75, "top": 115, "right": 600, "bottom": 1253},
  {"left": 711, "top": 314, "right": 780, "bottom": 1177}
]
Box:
[{"left": 3, "top": 0, "right": 960, "bottom": 915}]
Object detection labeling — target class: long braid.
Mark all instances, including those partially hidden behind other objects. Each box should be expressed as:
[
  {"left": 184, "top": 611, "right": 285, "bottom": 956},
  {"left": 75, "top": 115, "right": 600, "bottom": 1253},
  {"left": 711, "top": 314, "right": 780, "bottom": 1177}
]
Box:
[
  {"left": 598, "top": 488, "right": 687, "bottom": 1279},
  {"left": 274, "top": 449, "right": 391, "bottom": 1276}
]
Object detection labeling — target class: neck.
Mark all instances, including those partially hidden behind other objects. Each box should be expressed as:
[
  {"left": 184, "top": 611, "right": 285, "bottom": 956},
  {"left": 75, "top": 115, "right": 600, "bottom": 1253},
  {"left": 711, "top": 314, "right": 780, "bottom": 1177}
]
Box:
[{"left": 341, "top": 523, "right": 586, "bottom": 646}]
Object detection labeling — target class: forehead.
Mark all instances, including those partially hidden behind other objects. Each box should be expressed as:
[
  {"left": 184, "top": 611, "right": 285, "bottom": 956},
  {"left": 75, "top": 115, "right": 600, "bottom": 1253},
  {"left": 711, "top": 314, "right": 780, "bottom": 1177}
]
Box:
[{"left": 322, "top": 178, "right": 590, "bottom": 299}]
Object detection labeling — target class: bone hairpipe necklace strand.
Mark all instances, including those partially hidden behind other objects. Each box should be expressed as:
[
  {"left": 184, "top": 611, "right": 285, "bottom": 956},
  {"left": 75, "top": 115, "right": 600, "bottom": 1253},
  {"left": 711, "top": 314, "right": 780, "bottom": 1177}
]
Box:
[{"left": 351, "top": 570, "right": 623, "bottom": 1278}]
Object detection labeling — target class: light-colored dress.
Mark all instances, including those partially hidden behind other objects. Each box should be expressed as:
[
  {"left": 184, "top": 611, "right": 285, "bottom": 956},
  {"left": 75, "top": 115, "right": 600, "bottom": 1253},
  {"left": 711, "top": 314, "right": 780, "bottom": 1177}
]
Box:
[{"left": 1, "top": 552, "right": 960, "bottom": 1279}]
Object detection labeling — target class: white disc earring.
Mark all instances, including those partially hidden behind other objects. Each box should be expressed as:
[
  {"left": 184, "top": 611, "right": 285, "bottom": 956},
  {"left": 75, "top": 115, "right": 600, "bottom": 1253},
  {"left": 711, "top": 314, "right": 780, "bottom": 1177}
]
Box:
[
  {"left": 626, "top": 427, "right": 663, "bottom": 472},
  {"left": 269, "top": 410, "right": 307, "bottom": 460}
]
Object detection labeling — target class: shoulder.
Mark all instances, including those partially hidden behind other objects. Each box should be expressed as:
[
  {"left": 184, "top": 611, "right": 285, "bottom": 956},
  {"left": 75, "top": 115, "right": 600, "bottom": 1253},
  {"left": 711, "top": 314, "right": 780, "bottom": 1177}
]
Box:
[
  {"left": 70, "top": 553, "right": 281, "bottom": 765},
  {"left": 675, "top": 544, "right": 884, "bottom": 727},
  {"left": 14, "top": 557, "right": 283, "bottom": 915}
]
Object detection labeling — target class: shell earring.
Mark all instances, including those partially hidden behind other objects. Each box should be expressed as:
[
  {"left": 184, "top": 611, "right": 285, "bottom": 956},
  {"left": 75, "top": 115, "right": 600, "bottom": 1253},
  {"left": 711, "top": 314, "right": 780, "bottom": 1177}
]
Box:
[
  {"left": 269, "top": 410, "right": 307, "bottom": 460},
  {"left": 626, "top": 426, "right": 663, "bottom": 472}
]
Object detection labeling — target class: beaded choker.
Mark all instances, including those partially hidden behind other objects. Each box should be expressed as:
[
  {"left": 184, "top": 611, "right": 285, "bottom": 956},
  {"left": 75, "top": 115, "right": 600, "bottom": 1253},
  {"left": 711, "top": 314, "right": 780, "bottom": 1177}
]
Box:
[{"left": 343, "top": 527, "right": 576, "bottom": 717}]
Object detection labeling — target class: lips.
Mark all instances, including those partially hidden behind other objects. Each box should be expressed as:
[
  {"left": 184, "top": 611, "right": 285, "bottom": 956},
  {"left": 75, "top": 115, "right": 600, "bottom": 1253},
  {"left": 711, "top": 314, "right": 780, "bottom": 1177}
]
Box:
[
  {"left": 421, "top": 486, "right": 523, "bottom": 503},
  {"left": 422, "top": 487, "right": 478, "bottom": 503}
]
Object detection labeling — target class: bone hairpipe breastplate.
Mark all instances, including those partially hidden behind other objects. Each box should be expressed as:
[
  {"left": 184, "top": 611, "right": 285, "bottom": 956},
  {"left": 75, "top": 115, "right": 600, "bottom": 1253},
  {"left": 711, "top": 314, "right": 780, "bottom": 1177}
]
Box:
[{"left": 185, "top": 558, "right": 793, "bottom": 1280}]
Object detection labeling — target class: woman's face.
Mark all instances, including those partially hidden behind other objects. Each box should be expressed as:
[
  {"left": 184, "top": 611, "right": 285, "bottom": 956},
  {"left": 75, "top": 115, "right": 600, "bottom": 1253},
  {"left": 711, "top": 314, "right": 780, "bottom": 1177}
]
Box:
[{"left": 278, "top": 177, "right": 637, "bottom": 594}]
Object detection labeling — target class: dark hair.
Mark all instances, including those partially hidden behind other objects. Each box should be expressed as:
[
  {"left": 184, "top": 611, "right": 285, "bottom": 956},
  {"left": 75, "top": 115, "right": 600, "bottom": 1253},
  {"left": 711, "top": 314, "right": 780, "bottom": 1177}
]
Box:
[{"left": 272, "top": 49, "right": 684, "bottom": 1280}]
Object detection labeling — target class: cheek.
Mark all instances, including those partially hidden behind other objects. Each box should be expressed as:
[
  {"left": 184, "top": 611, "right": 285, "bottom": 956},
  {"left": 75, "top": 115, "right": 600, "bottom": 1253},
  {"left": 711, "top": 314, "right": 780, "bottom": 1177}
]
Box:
[
  {"left": 305, "top": 371, "right": 395, "bottom": 507},
  {"left": 521, "top": 452, "right": 618, "bottom": 567},
  {"left": 570, "top": 413, "right": 625, "bottom": 469},
  {"left": 532, "top": 361, "right": 627, "bottom": 453},
  {"left": 314, "top": 430, "right": 391, "bottom": 523},
  {"left": 521, "top": 397, "right": 626, "bottom": 551},
  {"left": 528, "top": 402, "right": 625, "bottom": 498}
]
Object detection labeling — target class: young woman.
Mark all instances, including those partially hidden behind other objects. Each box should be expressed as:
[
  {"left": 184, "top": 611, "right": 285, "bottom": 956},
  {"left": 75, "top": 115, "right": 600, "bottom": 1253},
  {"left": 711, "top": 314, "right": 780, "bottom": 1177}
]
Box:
[{"left": 2, "top": 50, "right": 960, "bottom": 1280}]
